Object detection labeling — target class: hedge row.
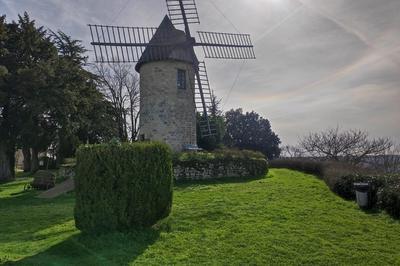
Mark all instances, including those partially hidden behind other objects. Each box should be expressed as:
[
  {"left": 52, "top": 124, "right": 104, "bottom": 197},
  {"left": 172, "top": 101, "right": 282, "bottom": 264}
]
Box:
[
  {"left": 379, "top": 181, "right": 400, "bottom": 218},
  {"left": 174, "top": 148, "right": 266, "bottom": 162},
  {"left": 333, "top": 174, "right": 400, "bottom": 218},
  {"left": 74, "top": 142, "right": 173, "bottom": 233},
  {"left": 270, "top": 158, "right": 400, "bottom": 219},
  {"left": 269, "top": 159, "right": 326, "bottom": 176},
  {"left": 174, "top": 149, "right": 269, "bottom": 179}
]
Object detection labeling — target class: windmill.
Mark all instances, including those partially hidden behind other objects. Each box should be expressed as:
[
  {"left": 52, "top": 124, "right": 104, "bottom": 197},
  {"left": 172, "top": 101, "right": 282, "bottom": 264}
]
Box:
[{"left": 88, "top": 0, "right": 255, "bottom": 151}]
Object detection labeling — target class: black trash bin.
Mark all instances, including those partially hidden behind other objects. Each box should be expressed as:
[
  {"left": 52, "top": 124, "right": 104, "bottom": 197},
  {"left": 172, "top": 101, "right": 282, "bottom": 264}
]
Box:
[{"left": 354, "top": 182, "right": 371, "bottom": 209}]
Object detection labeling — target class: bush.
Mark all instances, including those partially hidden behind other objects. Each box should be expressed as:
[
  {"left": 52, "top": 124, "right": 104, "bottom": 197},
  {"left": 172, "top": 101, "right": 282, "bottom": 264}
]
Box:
[
  {"left": 269, "top": 159, "right": 326, "bottom": 176},
  {"left": 378, "top": 175, "right": 400, "bottom": 218},
  {"left": 331, "top": 174, "right": 385, "bottom": 203},
  {"left": 379, "top": 187, "right": 400, "bottom": 218},
  {"left": 331, "top": 174, "right": 400, "bottom": 210},
  {"left": 319, "top": 162, "right": 368, "bottom": 190},
  {"left": 74, "top": 142, "right": 173, "bottom": 233}
]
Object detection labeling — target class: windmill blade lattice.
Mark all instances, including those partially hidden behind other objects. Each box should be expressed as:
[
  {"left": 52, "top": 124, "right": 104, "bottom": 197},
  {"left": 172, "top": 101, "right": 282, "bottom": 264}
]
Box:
[
  {"left": 194, "top": 62, "right": 217, "bottom": 137},
  {"left": 196, "top": 31, "right": 256, "bottom": 59},
  {"left": 166, "top": 0, "right": 200, "bottom": 26},
  {"left": 89, "top": 24, "right": 158, "bottom": 63}
]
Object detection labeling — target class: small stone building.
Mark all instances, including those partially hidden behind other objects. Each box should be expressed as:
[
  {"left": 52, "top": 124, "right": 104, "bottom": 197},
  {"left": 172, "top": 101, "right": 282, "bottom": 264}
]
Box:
[{"left": 135, "top": 16, "right": 198, "bottom": 151}]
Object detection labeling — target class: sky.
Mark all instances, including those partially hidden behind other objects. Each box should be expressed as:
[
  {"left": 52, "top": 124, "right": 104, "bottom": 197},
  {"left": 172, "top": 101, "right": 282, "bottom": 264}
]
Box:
[{"left": 1, "top": 0, "right": 400, "bottom": 145}]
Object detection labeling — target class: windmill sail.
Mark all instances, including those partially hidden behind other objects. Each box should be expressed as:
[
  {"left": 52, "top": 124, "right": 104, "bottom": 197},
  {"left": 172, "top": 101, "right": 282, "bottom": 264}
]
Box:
[
  {"left": 165, "top": 0, "right": 200, "bottom": 26},
  {"left": 196, "top": 31, "right": 256, "bottom": 59},
  {"left": 88, "top": 24, "right": 158, "bottom": 63},
  {"left": 194, "top": 62, "right": 217, "bottom": 137}
]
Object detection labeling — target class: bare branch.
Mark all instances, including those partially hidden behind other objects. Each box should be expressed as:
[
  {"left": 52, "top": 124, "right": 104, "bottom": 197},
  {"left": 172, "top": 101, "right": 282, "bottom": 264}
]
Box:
[
  {"left": 93, "top": 63, "right": 140, "bottom": 142},
  {"left": 299, "top": 127, "right": 393, "bottom": 165}
]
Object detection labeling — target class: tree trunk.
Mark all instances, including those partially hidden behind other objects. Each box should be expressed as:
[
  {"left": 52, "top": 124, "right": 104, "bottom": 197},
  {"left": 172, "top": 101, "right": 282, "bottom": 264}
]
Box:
[
  {"left": 31, "top": 148, "right": 39, "bottom": 173},
  {"left": 0, "top": 141, "right": 13, "bottom": 181},
  {"left": 22, "top": 146, "right": 31, "bottom": 172},
  {"left": 130, "top": 107, "right": 135, "bottom": 142}
]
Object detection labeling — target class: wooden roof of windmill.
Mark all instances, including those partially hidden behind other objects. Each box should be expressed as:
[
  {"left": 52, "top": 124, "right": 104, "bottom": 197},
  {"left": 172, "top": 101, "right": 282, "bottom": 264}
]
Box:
[{"left": 135, "top": 15, "right": 198, "bottom": 72}]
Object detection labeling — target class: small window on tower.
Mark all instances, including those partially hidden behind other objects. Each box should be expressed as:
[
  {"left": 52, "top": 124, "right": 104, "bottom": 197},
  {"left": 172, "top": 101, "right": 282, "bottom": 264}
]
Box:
[{"left": 177, "top": 69, "right": 186, "bottom": 90}]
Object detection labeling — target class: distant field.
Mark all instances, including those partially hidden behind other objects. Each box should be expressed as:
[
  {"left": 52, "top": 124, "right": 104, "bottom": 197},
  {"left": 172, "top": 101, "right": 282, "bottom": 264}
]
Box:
[{"left": 1, "top": 169, "right": 399, "bottom": 265}]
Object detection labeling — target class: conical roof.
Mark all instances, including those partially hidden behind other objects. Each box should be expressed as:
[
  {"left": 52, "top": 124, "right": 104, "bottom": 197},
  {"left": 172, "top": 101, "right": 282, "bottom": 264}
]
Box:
[{"left": 135, "top": 15, "right": 198, "bottom": 72}]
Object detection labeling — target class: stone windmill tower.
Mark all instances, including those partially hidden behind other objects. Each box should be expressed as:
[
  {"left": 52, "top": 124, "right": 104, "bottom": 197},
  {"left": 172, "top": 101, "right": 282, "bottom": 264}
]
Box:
[{"left": 89, "top": 0, "right": 256, "bottom": 151}]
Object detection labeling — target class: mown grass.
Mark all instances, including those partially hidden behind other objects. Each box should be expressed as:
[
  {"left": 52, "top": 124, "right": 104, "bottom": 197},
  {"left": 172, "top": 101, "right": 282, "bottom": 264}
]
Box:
[{"left": 1, "top": 169, "right": 399, "bottom": 265}]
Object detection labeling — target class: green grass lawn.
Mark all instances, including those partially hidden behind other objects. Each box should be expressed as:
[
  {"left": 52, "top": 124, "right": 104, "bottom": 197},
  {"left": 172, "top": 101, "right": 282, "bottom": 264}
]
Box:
[{"left": 1, "top": 169, "right": 399, "bottom": 265}]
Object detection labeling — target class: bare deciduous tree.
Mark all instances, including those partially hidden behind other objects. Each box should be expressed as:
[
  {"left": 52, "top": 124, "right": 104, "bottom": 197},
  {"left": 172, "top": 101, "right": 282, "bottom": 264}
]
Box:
[
  {"left": 299, "top": 127, "right": 393, "bottom": 164},
  {"left": 94, "top": 63, "right": 140, "bottom": 141},
  {"left": 368, "top": 144, "right": 400, "bottom": 173},
  {"left": 281, "top": 145, "right": 306, "bottom": 158}
]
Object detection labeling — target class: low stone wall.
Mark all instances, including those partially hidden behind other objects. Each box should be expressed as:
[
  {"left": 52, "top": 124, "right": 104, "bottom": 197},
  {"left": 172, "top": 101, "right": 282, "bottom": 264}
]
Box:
[
  {"left": 173, "top": 158, "right": 268, "bottom": 181},
  {"left": 55, "top": 157, "right": 268, "bottom": 182}
]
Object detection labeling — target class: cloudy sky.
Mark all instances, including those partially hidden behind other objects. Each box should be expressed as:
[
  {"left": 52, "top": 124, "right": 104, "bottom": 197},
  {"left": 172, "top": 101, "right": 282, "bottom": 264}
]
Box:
[{"left": 1, "top": 0, "right": 399, "bottom": 145}]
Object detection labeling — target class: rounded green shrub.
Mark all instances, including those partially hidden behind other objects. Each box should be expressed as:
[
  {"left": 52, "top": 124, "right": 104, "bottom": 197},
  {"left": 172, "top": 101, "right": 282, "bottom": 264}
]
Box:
[
  {"left": 379, "top": 187, "right": 400, "bottom": 218},
  {"left": 74, "top": 142, "right": 173, "bottom": 233},
  {"left": 378, "top": 178, "right": 400, "bottom": 218}
]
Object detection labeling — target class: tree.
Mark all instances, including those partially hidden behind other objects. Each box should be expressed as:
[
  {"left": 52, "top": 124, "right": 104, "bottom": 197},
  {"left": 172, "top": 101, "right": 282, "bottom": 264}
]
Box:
[
  {"left": 377, "top": 145, "right": 400, "bottom": 173},
  {"left": 197, "top": 91, "right": 225, "bottom": 151},
  {"left": 94, "top": 63, "right": 140, "bottom": 142},
  {"left": 49, "top": 30, "right": 87, "bottom": 64},
  {"left": 49, "top": 30, "right": 118, "bottom": 162},
  {"left": 0, "top": 13, "right": 58, "bottom": 179},
  {"left": 209, "top": 91, "right": 223, "bottom": 117},
  {"left": 0, "top": 15, "right": 12, "bottom": 180},
  {"left": 0, "top": 13, "right": 118, "bottom": 178},
  {"left": 281, "top": 145, "right": 305, "bottom": 158},
  {"left": 299, "top": 127, "right": 393, "bottom": 164},
  {"left": 224, "top": 108, "right": 281, "bottom": 160}
]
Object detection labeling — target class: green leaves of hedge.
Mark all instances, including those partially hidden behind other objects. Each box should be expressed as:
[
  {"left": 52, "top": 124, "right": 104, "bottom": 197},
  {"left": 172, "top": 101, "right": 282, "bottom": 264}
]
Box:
[
  {"left": 174, "top": 149, "right": 269, "bottom": 178},
  {"left": 74, "top": 142, "right": 173, "bottom": 233}
]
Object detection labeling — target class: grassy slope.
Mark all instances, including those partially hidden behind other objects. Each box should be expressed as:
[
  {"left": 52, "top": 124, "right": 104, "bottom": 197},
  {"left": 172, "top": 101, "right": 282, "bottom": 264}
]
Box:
[{"left": 0, "top": 169, "right": 399, "bottom": 265}]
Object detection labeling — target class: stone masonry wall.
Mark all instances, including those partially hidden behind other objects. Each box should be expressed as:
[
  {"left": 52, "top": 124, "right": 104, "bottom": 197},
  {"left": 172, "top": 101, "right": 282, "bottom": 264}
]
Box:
[
  {"left": 139, "top": 60, "right": 197, "bottom": 151},
  {"left": 174, "top": 161, "right": 254, "bottom": 181}
]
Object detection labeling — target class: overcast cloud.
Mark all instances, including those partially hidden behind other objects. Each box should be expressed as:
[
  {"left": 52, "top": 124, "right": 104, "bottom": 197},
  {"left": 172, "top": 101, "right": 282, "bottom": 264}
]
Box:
[{"left": 1, "top": 0, "right": 399, "bottom": 145}]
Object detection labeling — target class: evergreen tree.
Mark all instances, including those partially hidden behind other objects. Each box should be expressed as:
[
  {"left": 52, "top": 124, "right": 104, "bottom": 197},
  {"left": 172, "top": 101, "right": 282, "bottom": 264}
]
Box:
[
  {"left": 197, "top": 91, "right": 225, "bottom": 150},
  {"left": 0, "top": 13, "right": 118, "bottom": 179},
  {"left": 224, "top": 108, "right": 281, "bottom": 160},
  {"left": 0, "top": 13, "right": 57, "bottom": 179},
  {"left": 49, "top": 30, "right": 117, "bottom": 162}
]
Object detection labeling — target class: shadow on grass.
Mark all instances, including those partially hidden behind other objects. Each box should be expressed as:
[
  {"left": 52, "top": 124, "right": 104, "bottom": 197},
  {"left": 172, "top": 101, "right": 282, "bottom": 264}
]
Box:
[
  {"left": 360, "top": 206, "right": 400, "bottom": 221},
  {"left": 174, "top": 174, "right": 269, "bottom": 189},
  {"left": 15, "top": 171, "right": 33, "bottom": 179},
  {"left": 361, "top": 207, "right": 381, "bottom": 215},
  {"left": 6, "top": 228, "right": 161, "bottom": 265},
  {"left": 0, "top": 178, "right": 19, "bottom": 186},
  {"left": 0, "top": 184, "right": 76, "bottom": 252},
  {"left": 1, "top": 177, "right": 163, "bottom": 265}
]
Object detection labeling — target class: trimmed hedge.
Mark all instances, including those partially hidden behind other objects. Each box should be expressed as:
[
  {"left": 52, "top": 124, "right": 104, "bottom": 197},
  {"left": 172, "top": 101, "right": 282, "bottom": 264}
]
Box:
[
  {"left": 74, "top": 142, "right": 173, "bottom": 233},
  {"left": 269, "top": 159, "right": 325, "bottom": 176}
]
